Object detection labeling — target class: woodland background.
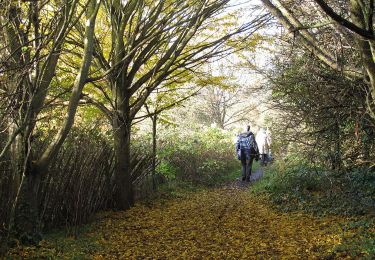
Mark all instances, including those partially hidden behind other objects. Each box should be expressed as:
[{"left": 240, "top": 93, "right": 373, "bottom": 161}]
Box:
[{"left": 1, "top": 0, "right": 375, "bottom": 257}]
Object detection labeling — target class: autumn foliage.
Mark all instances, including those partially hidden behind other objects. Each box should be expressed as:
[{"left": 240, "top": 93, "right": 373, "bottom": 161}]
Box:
[{"left": 8, "top": 185, "right": 368, "bottom": 258}]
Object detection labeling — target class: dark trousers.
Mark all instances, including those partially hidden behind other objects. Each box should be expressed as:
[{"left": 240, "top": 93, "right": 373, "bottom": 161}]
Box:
[
  {"left": 260, "top": 154, "right": 267, "bottom": 166},
  {"left": 240, "top": 149, "right": 254, "bottom": 181}
]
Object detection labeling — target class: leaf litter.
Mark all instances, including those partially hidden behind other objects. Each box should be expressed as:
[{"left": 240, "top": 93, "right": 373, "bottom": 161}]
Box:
[{"left": 9, "top": 186, "right": 354, "bottom": 259}]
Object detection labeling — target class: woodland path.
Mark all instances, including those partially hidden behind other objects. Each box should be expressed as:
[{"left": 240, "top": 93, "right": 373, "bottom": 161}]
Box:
[
  {"left": 11, "top": 169, "right": 347, "bottom": 259},
  {"left": 231, "top": 167, "right": 265, "bottom": 190}
]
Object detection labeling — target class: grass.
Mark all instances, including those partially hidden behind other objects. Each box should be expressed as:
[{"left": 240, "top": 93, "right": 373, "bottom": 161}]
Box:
[{"left": 218, "top": 160, "right": 261, "bottom": 183}]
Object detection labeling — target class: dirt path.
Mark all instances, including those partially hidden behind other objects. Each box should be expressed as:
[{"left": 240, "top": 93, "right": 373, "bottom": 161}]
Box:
[
  {"left": 230, "top": 167, "right": 264, "bottom": 189},
  {"left": 10, "top": 170, "right": 347, "bottom": 259}
]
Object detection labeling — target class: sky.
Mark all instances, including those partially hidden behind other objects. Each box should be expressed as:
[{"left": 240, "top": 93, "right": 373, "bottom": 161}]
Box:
[{"left": 218, "top": 0, "right": 277, "bottom": 129}]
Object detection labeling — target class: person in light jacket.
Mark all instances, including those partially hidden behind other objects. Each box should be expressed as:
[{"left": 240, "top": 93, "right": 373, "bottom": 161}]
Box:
[
  {"left": 266, "top": 128, "right": 272, "bottom": 162},
  {"left": 256, "top": 127, "right": 269, "bottom": 166}
]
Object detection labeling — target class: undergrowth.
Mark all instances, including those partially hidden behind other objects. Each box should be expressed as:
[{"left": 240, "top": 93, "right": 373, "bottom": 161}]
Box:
[
  {"left": 157, "top": 127, "right": 240, "bottom": 187},
  {"left": 251, "top": 157, "right": 375, "bottom": 258}
]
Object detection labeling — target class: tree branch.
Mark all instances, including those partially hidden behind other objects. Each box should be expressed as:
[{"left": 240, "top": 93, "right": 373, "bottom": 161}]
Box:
[{"left": 313, "top": 0, "right": 375, "bottom": 40}]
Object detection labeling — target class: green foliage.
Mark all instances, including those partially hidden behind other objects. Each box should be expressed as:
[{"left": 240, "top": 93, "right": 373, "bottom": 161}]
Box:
[
  {"left": 252, "top": 156, "right": 375, "bottom": 216},
  {"left": 334, "top": 218, "right": 375, "bottom": 259},
  {"left": 158, "top": 160, "right": 178, "bottom": 180},
  {"left": 268, "top": 53, "right": 375, "bottom": 167},
  {"left": 251, "top": 156, "right": 375, "bottom": 257},
  {"left": 158, "top": 127, "right": 238, "bottom": 186}
]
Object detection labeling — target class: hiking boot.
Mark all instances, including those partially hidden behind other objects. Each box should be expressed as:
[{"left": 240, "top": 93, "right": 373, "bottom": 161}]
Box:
[{"left": 242, "top": 176, "right": 246, "bottom": 181}]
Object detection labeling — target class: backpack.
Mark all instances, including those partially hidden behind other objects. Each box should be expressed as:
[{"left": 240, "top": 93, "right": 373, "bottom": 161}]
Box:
[{"left": 236, "top": 132, "right": 259, "bottom": 159}]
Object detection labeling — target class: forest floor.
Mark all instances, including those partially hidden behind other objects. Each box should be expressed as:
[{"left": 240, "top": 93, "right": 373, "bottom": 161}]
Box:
[{"left": 8, "top": 169, "right": 364, "bottom": 259}]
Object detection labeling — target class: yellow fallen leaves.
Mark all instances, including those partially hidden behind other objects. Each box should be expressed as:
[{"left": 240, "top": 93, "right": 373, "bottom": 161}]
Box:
[{"left": 9, "top": 187, "right": 349, "bottom": 259}]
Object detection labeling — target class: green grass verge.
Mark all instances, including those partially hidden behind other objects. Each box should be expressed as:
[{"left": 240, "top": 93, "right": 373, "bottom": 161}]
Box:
[{"left": 250, "top": 159, "right": 375, "bottom": 257}]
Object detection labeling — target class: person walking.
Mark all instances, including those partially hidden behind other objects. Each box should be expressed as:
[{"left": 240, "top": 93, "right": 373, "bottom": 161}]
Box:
[
  {"left": 256, "top": 127, "right": 269, "bottom": 166},
  {"left": 266, "top": 128, "right": 272, "bottom": 163},
  {"left": 236, "top": 125, "right": 259, "bottom": 182}
]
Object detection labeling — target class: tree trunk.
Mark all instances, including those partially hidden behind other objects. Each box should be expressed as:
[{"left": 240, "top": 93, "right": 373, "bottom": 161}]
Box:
[
  {"left": 152, "top": 114, "right": 157, "bottom": 191},
  {"left": 10, "top": 135, "right": 43, "bottom": 245},
  {"left": 9, "top": 123, "right": 23, "bottom": 204},
  {"left": 331, "top": 121, "right": 341, "bottom": 171},
  {"left": 112, "top": 87, "right": 134, "bottom": 210},
  {"left": 350, "top": 0, "right": 375, "bottom": 102},
  {"left": 13, "top": 163, "right": 42, "bottom": 245}
]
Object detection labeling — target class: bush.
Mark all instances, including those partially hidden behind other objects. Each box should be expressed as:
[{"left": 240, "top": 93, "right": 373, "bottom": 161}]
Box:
[
  {"left": 0, "top": 125, "right": 158, "bottom": 246},
  {"left": 252, "top": 156, "right": 375, "bottom": 216},
  {"left": 158, "top": 127, "right": 238, "bottom": 186},
  {"left": 251, "top": 156, "right": 375, "bottom": 257},
  {"left": 334, "top": 218, "right": 375, "bottom": 258},
  {"left": 38, "top": 128, "right": 114, "bottom": 233}
]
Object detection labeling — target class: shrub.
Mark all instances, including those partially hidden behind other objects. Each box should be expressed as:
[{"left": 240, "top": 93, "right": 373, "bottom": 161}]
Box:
[
  {"left": 158, "top": 127, "right": 238, "bottom": 186},
  {"left": 252, "top": 156, "right": 375, "bottom": 216}
]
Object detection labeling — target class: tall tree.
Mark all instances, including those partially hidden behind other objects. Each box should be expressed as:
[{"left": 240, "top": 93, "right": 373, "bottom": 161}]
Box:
[
  {"left": 82, "top": 0, "right": 268, "bottom": 209},
  {"left": 0, "top": 0, "right": 100, "bottom": 242}
]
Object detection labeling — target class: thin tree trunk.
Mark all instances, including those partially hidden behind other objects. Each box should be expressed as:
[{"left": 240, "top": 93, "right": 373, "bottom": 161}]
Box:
[
  {"left": 9, "top": 123, "right": 23, "bottom": 202},
  {"left": 152, "top": 114, "right": 157, "bottom": 191}
]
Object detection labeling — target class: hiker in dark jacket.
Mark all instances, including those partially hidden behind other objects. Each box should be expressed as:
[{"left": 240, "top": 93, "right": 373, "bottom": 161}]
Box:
[{"left": 236, "top": 125, "right": 259, "bottom": 182}]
